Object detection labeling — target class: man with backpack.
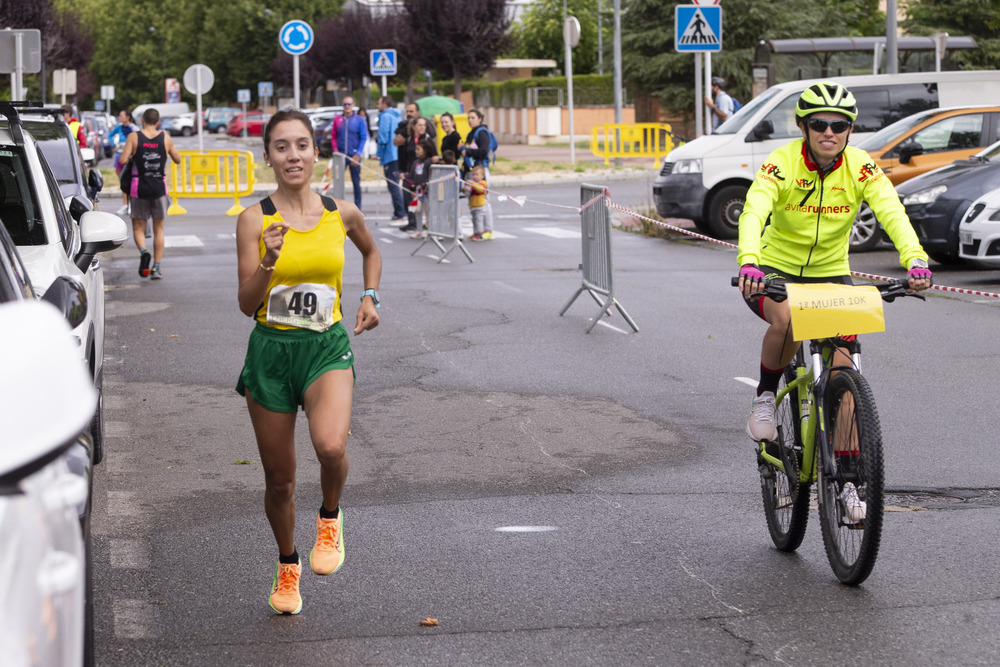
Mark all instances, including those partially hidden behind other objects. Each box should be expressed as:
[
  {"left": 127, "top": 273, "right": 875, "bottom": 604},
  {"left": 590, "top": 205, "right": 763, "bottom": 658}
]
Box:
[{"left": 705, "top": 77, "right": 735, "bottom": 131}]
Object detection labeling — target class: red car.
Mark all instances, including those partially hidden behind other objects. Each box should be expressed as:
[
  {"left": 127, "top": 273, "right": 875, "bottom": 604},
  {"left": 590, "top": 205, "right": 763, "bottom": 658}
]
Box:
[{"left": 226, "top": 111, "right": 271, "bottom": 137}]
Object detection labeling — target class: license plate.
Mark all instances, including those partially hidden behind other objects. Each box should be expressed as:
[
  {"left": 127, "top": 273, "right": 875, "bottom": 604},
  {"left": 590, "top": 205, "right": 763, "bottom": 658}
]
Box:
[{"left": 960, "top": 231, "right": 973, "bottom": 245}]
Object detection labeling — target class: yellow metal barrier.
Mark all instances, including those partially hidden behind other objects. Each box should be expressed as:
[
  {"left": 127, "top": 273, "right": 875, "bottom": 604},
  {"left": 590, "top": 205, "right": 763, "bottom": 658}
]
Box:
[
  {"left": 590, "top": 123, "right": 679, "bottom": 169},
  {"left": 167, "top": 149, "right": 257, "bottom": 216}
]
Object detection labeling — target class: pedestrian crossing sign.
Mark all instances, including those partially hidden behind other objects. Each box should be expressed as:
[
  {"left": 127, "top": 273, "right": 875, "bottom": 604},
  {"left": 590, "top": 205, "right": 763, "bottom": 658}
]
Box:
[
  {"left": 675, "top": 5, "right": 722, "bottom": 52},
  {"left": 370, "top": 49, "right": 398, "bottom": 76}
]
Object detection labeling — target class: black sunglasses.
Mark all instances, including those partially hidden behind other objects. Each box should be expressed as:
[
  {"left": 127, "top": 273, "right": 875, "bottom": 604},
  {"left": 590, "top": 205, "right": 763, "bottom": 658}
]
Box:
[{"left": 807, "top": 118, "right": 852, "bottom": 134}]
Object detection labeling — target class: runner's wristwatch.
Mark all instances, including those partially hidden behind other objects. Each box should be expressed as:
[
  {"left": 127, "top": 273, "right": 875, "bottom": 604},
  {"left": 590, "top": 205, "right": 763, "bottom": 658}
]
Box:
[{"left": 361, "top": 288, "right": 380, "bottom": 308}]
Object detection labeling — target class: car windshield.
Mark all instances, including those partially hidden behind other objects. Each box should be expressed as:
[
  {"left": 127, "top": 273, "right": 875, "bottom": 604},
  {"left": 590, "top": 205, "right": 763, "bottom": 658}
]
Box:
[
  {"left": 22, "top": 121, "right": 79, "bottom": 186},
  {"left": 0, "top": 143, "right": 46, "bottom": 246},
  {"left": 712, "top": 86, "right": 784, "bottom": 135},
  {"left": 854, "top": 109, "right": 939, "bottom": 151}
]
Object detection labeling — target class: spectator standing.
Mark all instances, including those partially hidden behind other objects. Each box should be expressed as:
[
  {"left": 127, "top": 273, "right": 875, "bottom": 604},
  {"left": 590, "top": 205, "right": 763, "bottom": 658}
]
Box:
[
  {"left": 235, "top": 109, "right": 382, "bottom": 615},
  {"left": 705, "top": 76, "right": 735, "bottom": 131},
  {"left": 402, "top": 137, "right": 437, "bottom": 238},
  {"left": 439, "top": 112, "right": 462, "bottom": 158},
  {"left": 399, "top": 117, "right": 435, "bottom": 232},
  {"left": 109, "top": 109, "right": 139, "bottom": 216},
  {"left": 461, "top": 108, "right": 495, "bottom": 232},
  {"left": 118, "top": 108, "right": 181, "bottom": 280},
  {"left": 465, "top": 163, "right": 492, "bottom": 241},
  {"left": 62, "top": 105, "right": 87, "bottom": 148},
  {"left": 393, "top": 101, "right": 436, "bottom": 175},
  {"left": 330, "top": 96, "right": 369, "bottom": 209},
  {"left": 375, "top": 96, "right": 406, "bottom": 221}
]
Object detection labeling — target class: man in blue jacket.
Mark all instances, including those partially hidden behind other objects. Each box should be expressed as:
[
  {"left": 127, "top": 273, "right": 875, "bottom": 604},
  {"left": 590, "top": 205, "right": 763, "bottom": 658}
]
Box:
[
  {"left": 376, "top": 96, "right": 405, "bottom": 221},
  {"left": 330, "top": 96, "right": 369, "bottom": 208}
]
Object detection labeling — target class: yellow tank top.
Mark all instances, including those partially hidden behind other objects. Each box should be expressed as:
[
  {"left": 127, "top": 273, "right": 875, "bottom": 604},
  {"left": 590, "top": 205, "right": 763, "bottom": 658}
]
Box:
[{"left": 255, "top": 196, "right": 346, "bottom": 329}]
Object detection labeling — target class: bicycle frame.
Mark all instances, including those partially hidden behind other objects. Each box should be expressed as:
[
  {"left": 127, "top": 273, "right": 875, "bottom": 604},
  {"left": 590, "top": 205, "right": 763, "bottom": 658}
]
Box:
[{"left": 757, "top": 337, "right": 863, "bottom": 484}]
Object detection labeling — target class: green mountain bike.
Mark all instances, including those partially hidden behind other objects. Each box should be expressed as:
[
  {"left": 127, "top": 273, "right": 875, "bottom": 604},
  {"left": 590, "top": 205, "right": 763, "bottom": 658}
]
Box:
[{"left": 734, "top": 277, "right": 925, "bottom": 585}]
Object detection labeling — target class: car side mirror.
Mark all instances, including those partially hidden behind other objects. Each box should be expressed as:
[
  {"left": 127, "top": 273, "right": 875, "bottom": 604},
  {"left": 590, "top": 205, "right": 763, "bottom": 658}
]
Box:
[
  {"left": 40, "top": 275, "right": 88, "bottom": 330},
  {"left": 74, "top": 210, "right": 129, "bottom": 272},
  {"left": 68, "top": 195, "right": 92, "bottom": 223},
  {"left": 88, "top": 169, "right": 104, "bottom": 191},
  {"left": 899, "top": 141, "right": 923, "bottom": 164},
  {"left": 747, "top": 120, "right": 774, "bottom": 142}
]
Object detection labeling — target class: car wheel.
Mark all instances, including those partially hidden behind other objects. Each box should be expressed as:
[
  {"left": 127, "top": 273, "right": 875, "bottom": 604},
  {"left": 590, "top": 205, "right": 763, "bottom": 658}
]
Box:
[
  {"left": 216, "top": 126, "right": 227, "bottom": 134},
  {"left": 928, "top": 251, "right": 966, "bottom": 266},
  {"left": 706, "top": 184, "right": 747, "bottom": 239},
  {"left": 849, "top": 202, "right": 883, "bottom": 252},
  {"left": 182, "top": 127, "right": 192, "bottom": 137},
  {"left": 692, "top": 217, "right": 713, "bottom": 235},
  {"left": 90, "top": 386, "right": 104, "bottom": 465}
]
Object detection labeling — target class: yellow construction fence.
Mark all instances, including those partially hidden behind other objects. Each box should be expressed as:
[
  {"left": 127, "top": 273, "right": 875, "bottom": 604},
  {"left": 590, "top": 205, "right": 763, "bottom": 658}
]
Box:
[
  {"left": 167, "top": 149, "right": 257, "bottom": 216},
  {"left": 590, "top": 123, "right": 680, "bottom": 169}
]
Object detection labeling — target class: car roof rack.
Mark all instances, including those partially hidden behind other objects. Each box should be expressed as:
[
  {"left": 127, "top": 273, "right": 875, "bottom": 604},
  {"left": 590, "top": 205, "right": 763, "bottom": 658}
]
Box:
[
  {"left": 0, "top": 101, "right": 43, "bottom": 146},
  {"left": 19, "top": 106, "right": 68, "bottom": 124}
]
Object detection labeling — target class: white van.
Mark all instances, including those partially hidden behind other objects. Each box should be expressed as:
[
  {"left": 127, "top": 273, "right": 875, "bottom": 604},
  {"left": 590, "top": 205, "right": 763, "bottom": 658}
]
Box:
[
  {"left": 130, "top": 102, "right": 191, "bottom": 124},
  {"left": 652, "top": 70, "right": 1000, "bottom": 240}
]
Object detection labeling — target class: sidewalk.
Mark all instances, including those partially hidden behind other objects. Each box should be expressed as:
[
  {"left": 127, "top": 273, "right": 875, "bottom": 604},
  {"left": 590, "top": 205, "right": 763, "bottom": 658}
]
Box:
[{"left": 101, "top": 143, "right": 655, "bottom": 197}]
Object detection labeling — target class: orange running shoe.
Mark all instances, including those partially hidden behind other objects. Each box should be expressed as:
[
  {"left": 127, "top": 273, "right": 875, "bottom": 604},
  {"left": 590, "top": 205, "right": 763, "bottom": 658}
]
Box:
[
  {"left": 310, "top": 509, "right": 345, "bottom": 575},
  {"left": 268, "top": 559, "right": 302, "bottom": 615}
]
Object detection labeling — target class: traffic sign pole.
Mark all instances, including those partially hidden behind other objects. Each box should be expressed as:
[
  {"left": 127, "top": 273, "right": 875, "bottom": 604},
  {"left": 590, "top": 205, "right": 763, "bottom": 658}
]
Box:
[{"left": 280, "top": 20, "right": 314, "bottom": 109}]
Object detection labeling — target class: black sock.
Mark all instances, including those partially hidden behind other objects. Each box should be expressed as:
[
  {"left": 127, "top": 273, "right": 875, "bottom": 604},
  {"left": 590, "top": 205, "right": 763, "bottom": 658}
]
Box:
[
  {"left": 278, "top": 550, "right": 299, "bottom": 564},
  {"left": 757, "top": 363, "right": 784, "bottom": 396},
  {"left": 319, "top": 504, "right": 340, "bottom": 520}
]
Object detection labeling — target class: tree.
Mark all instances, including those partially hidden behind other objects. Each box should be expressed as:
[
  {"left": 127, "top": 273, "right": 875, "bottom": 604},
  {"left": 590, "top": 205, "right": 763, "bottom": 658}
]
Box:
[
  {"left": 403, "top": 0, "right": 511, "bottom": 99},
  {"left": 510, "top": 0, "right": 601, "bottom": 75},
  {"left": 2, "top": 0, "right": 96, "bottom": 101},
  {"left": 902, "top": 0, "right": 1000, "bottom": 70},
  {"left": 306, "top": 11, "right": 383, "bottom": 92},
  {"left": 623, "top": 0, "right": 884, "bottom": 114}
]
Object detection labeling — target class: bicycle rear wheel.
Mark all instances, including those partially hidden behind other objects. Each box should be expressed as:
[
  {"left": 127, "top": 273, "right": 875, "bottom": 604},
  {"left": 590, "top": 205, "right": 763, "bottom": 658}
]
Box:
[
  {"left": 760, "top": 363, "right": 811, "bottom": 552},
  {"left": 818, "top": 369, "right": 884, "bottom": 585}
]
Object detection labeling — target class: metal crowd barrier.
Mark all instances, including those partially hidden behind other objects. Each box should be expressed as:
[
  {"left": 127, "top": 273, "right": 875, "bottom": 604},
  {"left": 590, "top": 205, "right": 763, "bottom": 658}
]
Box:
[
  {"left": 411, "top": 164, "right": 473, "bottom": 264},
  {"left": 167, "top": 149, "right": 257, "bottom": 216},
  {"left": 589, "top": 123, "right": 678, "bottom": 169},
  {"left": 559, "top": 183, "right": 638, "bottom": 333}
]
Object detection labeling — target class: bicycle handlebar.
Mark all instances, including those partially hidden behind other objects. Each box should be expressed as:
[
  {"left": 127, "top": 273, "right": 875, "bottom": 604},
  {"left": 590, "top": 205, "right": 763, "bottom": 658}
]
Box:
[{"left": 730, "top": 277, "right": 926, "bottom": 303}]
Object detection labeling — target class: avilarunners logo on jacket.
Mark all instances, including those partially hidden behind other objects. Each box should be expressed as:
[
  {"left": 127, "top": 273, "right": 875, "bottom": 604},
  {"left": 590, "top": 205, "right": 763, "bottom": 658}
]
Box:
[
  {"left": 857, "top": 162, "right": 880, "bottom": 183},
  {"left": 759, "top": 162, "right": 785, "bottom": 183}
]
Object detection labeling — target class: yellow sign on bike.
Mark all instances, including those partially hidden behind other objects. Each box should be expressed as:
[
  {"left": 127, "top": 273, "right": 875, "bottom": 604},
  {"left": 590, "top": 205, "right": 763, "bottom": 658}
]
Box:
[{"left": 786, "top": 283, "right": 885, "bottom": 341}]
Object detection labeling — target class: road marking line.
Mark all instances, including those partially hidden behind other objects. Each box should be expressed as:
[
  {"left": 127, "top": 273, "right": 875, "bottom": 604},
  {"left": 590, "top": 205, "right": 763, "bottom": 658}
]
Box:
[
  {"left": 735, "top": 377, "right": 757, "bottom": 387},
  {"left": 110, "top": 539, "right": 151, "bottom": 569},
  {"left": 524, "top": 227, "right": 580, "bottom": 239},
  {"left": 113, "top": 599, "right": 160, "bottom": 639},
  {"left": 164, "top": 235, "right": 203, "bottom": 247},
  {"left": 492, "top": 281, "right": 523, "bottom": 293},
  {"left": 596, "top": 320, "right": 629, "bottom": 334}
]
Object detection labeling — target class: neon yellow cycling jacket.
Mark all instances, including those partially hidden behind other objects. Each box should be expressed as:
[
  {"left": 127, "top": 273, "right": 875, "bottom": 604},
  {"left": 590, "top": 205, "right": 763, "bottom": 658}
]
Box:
[{"left": 737, "top": 139, "right": 928, "bottom": 277}]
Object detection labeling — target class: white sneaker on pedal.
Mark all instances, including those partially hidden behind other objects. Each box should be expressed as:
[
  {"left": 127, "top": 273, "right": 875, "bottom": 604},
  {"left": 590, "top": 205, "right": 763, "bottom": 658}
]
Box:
[
  {"left": 746, "top": 391, "right": 777, "bottom": 442},
  {"left": 839, "top": 482, "right": 867, "bottom": 524}
]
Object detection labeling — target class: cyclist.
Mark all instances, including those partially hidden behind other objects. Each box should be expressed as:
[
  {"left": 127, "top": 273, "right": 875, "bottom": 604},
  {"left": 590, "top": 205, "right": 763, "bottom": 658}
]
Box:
[{"left": 737, "top": 81, "right": 933, "bottom": 443}]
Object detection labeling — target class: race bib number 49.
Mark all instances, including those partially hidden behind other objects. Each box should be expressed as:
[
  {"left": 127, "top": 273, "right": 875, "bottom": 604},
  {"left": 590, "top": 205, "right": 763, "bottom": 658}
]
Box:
[{"left": 266, "top": 283, "right": 337, "bottom": 331}]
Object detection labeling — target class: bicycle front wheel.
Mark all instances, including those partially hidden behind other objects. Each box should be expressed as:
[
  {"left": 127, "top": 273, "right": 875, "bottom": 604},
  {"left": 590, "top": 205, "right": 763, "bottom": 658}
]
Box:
[
  {"left": 818, "top": 369, "right": 884, "bottom": 585},
  {"left": 760, "top": 364, "right": 811, "bottom": 552}
]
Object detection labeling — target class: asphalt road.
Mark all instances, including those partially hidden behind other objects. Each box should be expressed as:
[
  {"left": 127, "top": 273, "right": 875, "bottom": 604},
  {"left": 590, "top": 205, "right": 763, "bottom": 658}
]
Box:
[{"left": 92, "top": 180, "right": 1000, "bottom": 665}]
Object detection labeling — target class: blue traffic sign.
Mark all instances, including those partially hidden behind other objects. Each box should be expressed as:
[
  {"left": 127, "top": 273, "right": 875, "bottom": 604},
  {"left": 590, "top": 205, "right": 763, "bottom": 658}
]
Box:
[
  {"left": 675, "top": 6, "right": 722, "bottom": 53},
  {"left": 370, "top": 49, "right": 398, "bottom": 76},
  {"left": 280, "top": 20, "right": 313, "bottom": 55},
  {"left": 258, "top": 81, "right": 274, "bottom": 98}
]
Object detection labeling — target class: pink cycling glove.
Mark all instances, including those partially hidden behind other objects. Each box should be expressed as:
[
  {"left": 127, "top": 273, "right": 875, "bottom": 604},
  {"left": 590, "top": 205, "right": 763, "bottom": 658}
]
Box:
[
  {"left": 740, "top": 264, "right": 766, "bottom": 283},
  {"left": 907, "top": 259, "right": 933, "bottom": 282}
]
